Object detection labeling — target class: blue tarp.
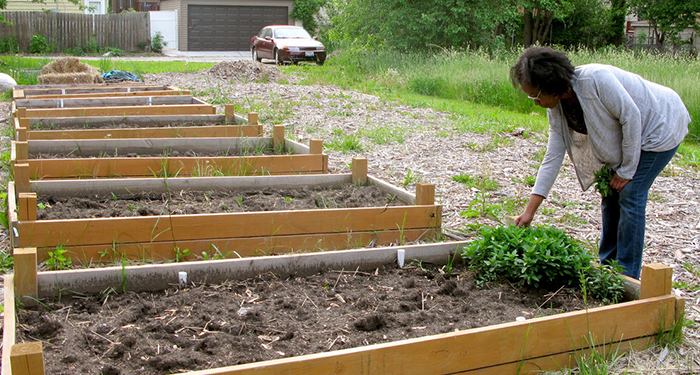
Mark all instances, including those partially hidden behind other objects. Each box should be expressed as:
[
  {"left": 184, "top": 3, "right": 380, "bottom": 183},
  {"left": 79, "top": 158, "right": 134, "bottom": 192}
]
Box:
[{"left": 102, "top": 70, "right": 142, "bottom": 82}]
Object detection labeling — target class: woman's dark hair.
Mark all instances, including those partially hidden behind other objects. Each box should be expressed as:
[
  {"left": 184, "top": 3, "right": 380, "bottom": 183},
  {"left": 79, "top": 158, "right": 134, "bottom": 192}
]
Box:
[{"left": 509, "top": 46, "right": 575, "bottom": 96}]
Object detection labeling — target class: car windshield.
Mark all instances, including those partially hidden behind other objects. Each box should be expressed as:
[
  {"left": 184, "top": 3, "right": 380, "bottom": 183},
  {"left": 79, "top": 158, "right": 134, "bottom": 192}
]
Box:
[{"left": 274, "top": 28, "right": 311, "bottom": 39}]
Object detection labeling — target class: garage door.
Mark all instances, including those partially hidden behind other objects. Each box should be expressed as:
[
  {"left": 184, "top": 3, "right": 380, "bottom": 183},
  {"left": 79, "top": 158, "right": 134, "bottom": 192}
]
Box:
[{"left": 188, "top": 5, "right": 288, "bottom": 51}]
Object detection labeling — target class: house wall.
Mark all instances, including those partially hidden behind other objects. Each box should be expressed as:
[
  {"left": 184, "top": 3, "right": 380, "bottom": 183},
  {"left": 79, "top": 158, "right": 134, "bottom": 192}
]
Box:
[
  {"left": 160, "top": 0, "right": 293, "bottom": 51},
  {"left": 5, "top": 0, "right": 82, "bottom": 13},
  {"left": 628, "top": 20, "right": 699, "bottom": 52}
]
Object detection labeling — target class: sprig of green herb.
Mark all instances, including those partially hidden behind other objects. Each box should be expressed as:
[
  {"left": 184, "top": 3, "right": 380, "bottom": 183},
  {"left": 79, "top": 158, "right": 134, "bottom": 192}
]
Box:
[{"left": 593, "top": 166, "right": 613, "bottom": 198}]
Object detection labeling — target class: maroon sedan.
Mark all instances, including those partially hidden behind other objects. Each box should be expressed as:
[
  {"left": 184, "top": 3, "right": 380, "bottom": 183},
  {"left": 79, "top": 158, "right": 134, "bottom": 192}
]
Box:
[{"left": 251, "top": 25, "right": 326, "bottom": 65}]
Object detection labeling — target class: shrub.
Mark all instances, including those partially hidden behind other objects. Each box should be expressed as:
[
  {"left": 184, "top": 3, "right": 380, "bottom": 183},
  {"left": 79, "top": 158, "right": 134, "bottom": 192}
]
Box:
[
  {"left": 28, "top": 34, "right": 54, "bottom": 54},
  {"left": 0, "top": 37, "right": 20, "bottom": 54},
  {"left": 461, "top": 225, "right": 625, "bottom": 303},
  {"left": 151, "top": 31, "right": 167, "bottom": 53}
]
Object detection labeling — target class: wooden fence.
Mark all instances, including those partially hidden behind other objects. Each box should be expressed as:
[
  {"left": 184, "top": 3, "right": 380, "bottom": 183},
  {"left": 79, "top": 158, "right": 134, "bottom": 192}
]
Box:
[{"left": 0, "top": 11, "right": 150, "bottom": 53}]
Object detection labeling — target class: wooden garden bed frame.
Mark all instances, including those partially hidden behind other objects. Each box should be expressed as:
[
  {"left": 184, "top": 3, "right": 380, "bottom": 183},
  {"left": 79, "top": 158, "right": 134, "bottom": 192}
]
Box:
[
  {"left": 12, "top": 83, "right": 184, "bottom": 99},
  {"left": 8, "top": 158, "right": 440, "bottom": 264},
  {"left": 12, "top": 94, "right": 206, "bottom": 111},
  {"left": 1, "top": 241, "right": 684, "bottom": 375},
  {"left": 10, "top": 126, "right": 327, "bottom": 179},
  {"left": 12, "top": 97, "right": 215, "bottom": 118},
  {"left": 13, "top": 107, "right": 259, "bottom": 140}
]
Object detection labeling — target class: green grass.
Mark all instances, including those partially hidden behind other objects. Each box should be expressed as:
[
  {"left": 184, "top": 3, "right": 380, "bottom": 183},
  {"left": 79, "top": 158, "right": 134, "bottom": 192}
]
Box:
[{"left": 0, "top": 56, "right": 214, "bottom": 85}]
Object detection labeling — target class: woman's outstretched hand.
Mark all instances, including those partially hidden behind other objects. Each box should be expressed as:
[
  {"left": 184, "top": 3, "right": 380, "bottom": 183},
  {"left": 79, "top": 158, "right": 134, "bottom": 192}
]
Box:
[{"left": 610, "top": 173, "right": 630, "bottom": 192}]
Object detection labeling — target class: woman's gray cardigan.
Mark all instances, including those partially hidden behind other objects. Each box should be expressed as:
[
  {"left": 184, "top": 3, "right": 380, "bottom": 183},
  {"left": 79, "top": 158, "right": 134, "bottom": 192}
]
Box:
[{"left": 532, "top": 64, "right": 690, "bottom": 197}]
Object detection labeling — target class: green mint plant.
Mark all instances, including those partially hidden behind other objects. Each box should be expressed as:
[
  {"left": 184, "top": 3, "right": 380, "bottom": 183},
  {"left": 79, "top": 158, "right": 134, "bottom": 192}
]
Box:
[
  {"left": 461, "top": 225, "right": 624, "bottom": 303},
  {"left": 593, "top": 166, "right": 613, "bottom": 198}
]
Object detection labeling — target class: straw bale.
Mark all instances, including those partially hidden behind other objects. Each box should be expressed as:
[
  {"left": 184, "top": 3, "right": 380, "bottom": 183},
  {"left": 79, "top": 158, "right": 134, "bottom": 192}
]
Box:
[
  {"left": 37, "top": 72, "right": 104, "bottom": 84},
  {"left": 38, "top": 57, "right": 103, "bottom": 84}
]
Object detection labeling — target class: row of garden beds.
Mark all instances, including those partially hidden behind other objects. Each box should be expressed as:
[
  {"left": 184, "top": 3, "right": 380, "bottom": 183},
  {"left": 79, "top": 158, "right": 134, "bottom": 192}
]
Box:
[{"left": 2, "top": 82, "right": 682, "bottom": 375}]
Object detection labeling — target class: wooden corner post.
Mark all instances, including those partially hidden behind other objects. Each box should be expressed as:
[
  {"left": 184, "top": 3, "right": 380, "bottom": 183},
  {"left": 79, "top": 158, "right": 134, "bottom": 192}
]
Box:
[
  {"left": 225, "top": 104, "right": 236, "bottom": 123},
  {"left": 415, "top": 183, "right": 435, "bottom": 205},
  {"left": 273, "top": 125, "right": 285, "bottom": 151},
  {"left": 352, "top": 157, "right": 367, "bottom": 185},
  {"left": 18, "top": 193, "right": 37, "bottom": 222},
  {"left": 15, "top": 141, "right": 29, "bottom": 161},
  {"left": 14, "top": 163, "right": 30, "bottom": 194},
  {"left": 10, "top": 342, "right": 45, "bottom": 375},
  {"left": 13, "top": 247, "right": 38, "bottom": 306},
  {"left": 248, "top": 112, "right": 259, "bottom": 125},
  {"left": 309, "top": 139, "right": 323, "bottom": 154},
  {"left": 640, "top": 263, "right": 673, "bottom": 299}
]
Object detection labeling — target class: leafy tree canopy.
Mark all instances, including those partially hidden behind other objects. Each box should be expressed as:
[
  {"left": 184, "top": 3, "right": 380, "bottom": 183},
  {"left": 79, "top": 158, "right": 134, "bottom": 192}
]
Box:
[{"left": 629, "top": 0, "right": 700, "bottom": 47}]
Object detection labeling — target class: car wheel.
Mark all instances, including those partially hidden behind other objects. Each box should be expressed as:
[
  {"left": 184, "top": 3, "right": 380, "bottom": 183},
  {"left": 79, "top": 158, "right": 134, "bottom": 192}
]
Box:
[
  {"left": 316, "top": 58, "right": 325, "bottom": 66},
  {"left": 275, "top": 49, "right": 284, "bottom": 65},
  {"left": 252, "top": 48, "right": 262, "bottom": 62}
]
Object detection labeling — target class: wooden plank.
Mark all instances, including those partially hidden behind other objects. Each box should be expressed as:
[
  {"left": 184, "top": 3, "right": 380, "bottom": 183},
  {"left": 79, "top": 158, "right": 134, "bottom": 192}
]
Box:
[
  {"left": 17, "top": 126, "right": 27, "bottom": 142},
  {"left": 10, "top": 342, "right": 45, "bottom": 375},
  {"left": 24, "top": 104, "right": 216, "bottom": 118},
  {"left": 31, "top": 174, "right": 352, "bottom": 197},
  {"left": 309, "top": 139, "right": 323, "bottom": 154},
  {"left": 2, "top": 275, "right": 16, "bottom": 375},
  {"left": 28, "top": 155, "right": 327, "bottom": 179},
  {"left": 352, "top": 158, "right": 368, "bottom": 185},
  {"left": 640, "top": 263, "right": 673, "bottom": 299},
  {"left": 13, "top": 248, "right": 38, "bottom": 306},
  {"left": 27, "top": 137, "right": 273, "bottom": 156},
  {"left": 225, "top": 104, "right": 235, "bottom": 122},
  {"left": 27, "top": 125, "right": 261, "bottom": 140},
  {"left": 37, "top": 241, "right": 468, "bottom": 296},
  {"left": 459, "top": 336, "right": 650, "bottom": 374},
  {"left": 161, "top": 296, "right": 676, "bottom": 375},
  {"left": 36, "top": 228, "right": 437, "bottom": 265},
  {"left": 18, "top": 205, "right": 441, "bottom": 247},
  {"left": 15, "top": 141, "right": 28, "bottom": 161},
  {"left": 23, "top": 89, "right": 190, "bottom": 100},
  {"left": 30, "top": 114, "right": 227, "bottom": 129}
]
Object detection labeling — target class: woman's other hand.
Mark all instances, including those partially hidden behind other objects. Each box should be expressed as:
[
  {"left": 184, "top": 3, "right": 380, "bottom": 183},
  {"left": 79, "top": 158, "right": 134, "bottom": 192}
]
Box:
[{"left": 610, "top": 173, "right": 630, "bottom": 192}]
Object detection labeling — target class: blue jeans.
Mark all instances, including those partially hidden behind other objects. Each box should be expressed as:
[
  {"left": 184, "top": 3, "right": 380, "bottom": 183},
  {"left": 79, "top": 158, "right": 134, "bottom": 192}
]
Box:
[{"left": 599, "top": 146, "right": 679, "bottom": 279}]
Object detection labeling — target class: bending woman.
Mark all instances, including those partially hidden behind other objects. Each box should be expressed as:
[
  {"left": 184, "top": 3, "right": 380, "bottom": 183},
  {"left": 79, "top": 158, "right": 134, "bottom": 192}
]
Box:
[{"left": 510, "top": 46, "right": 690, "bottom": 279}]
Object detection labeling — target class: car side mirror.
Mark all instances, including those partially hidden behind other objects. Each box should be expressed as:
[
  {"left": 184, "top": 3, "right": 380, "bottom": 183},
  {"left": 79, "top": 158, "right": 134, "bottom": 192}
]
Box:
[
  {"left": 312, "top": 36, "right": 318, "bottom": 40},
  {"left": 265, "top": 36, "right": 272, "bottom": 40}
]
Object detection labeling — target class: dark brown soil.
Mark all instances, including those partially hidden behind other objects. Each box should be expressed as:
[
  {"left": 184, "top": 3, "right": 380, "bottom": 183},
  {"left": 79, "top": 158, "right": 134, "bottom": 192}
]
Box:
[
  {"left": 31, "top": 148, "right": 281, "bottom": 159},
  {"left": 36, "top": 184, "right": 407, "bottom": 220},
  {"left": 17, "top": 262, "right": 602, "bottom": 375}
]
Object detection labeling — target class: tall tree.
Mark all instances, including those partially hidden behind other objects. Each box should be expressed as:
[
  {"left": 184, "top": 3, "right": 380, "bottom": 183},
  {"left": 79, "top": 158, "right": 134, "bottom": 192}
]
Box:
[
  {"left": 607, "top": 0, "right": 627, "bottom": 46},
  {"left": 520, "top": 0, "right": 575, "bottom": 46},
  {"left": 629, "top": 0, "right": 700, "bottom": 49}
]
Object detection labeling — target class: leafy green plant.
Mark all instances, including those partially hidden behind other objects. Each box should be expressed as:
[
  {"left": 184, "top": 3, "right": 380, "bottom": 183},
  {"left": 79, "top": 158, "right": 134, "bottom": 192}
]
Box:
[
  {"left": 326, "top": 130, "right": 363, "bottom": 152},
  {"left": 174, "top": 246, "right": 192, "bottom": 262},
  {"left": 28, "top": 34, "right": 54, "bottom": 54},
  {"left": 151, "top": 31, "right": 167, "bottom": 53},
  {"left": 0, "top": 250, "right": 13, "bottom": 274},
  {"left": 461, "top": 225, "right": 625, "bottom": 302},
  {"left": 593, "top": 166, "right": 614, "bottom": 198},
  {"left": 0, "top": 37, "right": 20, "bottom": 54},
  {"left": 46, "top": 245, "right": 73, "bottom": 270}
]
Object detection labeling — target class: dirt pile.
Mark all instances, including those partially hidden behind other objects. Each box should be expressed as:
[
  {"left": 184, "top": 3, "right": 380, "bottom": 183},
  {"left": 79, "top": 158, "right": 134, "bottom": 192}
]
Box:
[{"left": 206, "top": 60, "right": 284, "bottom": 83}]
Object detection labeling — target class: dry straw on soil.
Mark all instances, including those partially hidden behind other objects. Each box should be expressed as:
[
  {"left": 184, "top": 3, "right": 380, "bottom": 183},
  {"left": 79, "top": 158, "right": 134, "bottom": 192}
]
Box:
[{"left": 37, "top": 57, "right": 103, "bottom": 84}]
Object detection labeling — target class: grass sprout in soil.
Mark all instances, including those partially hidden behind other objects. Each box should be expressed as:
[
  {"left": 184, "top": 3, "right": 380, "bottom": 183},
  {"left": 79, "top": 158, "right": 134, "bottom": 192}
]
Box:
[{"left": 17, "top": 262, "right": 610, "bottom": 375}]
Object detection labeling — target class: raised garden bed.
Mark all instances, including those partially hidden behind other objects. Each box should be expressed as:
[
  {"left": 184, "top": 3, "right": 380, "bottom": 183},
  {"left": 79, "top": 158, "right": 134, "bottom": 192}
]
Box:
[
  {"left": 1, "top": 243, "right": 683, "bottom": 375},
  {"left": 12, "top": 95, "right": 215, "bottom": 118},
  {"left": 11, "top": 126, "right": 327, "bottom": 179},
  {"left": 8, "top": 159, "right": 440, "bottom": 264},
  {"left": 13, "top": 108, "right": 258, "bottom": 140},
  {"left": 12, "top": 83, "right": 184, "bottom": 99}
]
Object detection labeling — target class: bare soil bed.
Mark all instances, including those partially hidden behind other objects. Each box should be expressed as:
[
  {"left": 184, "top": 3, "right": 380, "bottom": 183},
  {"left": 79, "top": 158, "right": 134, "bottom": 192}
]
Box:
[
  {"left": 17, "top": 262, "right": 602, "bottom": 375},
  {"left": 36, "top": 184, "right": 405, "bottom": 220},
  {"left": 30, "top": 148, "right": 281, "bottom": 159}
]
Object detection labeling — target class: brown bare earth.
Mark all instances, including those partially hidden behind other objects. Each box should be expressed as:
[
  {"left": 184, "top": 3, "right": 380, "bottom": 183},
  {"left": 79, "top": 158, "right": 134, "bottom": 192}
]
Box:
[
  {"left": 17, "top": 262, "right": 601, "bottom": 375},
  {"left": 35, "top": 184, "right": 406, "bottom": 220}
]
